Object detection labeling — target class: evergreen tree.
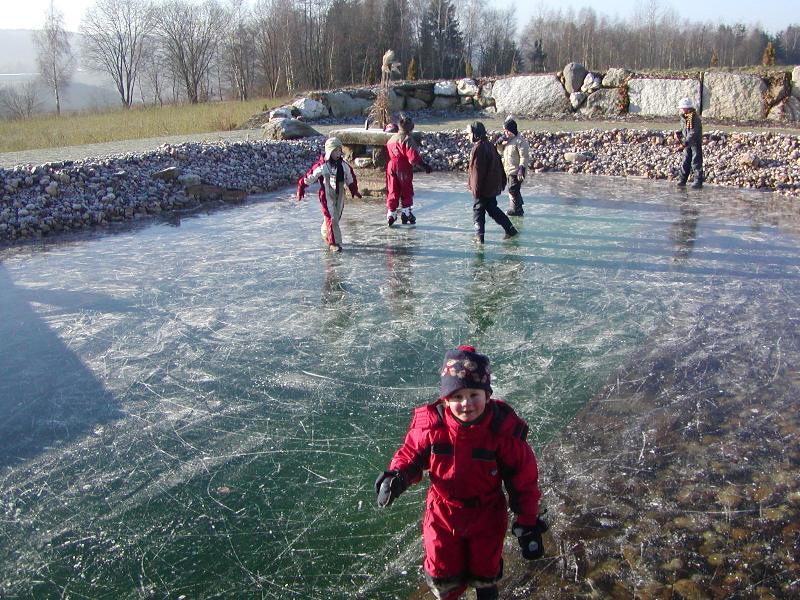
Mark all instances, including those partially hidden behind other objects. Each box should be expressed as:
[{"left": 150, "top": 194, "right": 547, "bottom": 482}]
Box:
[{"left": 419, "top": 0, "right": 464, "bottom": 79}]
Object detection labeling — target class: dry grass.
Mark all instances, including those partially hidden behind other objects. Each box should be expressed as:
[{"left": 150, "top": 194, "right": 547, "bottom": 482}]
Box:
[{"left": 0, "top": 96, "right": 290, "bottom": 153}]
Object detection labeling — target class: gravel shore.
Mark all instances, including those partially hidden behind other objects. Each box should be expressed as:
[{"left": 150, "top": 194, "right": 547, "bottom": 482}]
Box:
[{"left": 2, "top": 119, "right": 799, "bottom": 245}]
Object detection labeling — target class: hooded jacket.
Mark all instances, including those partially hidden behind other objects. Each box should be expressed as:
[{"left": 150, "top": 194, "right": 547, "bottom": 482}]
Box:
[
  {"left": 388, "top": 398, "right": 541, "bottom": 527},
  {"left": 468, "top": 139, "right": 506, "bottom": 199},
  {"left": 496, "top": 134, "right": 531, "bottom": 177}
]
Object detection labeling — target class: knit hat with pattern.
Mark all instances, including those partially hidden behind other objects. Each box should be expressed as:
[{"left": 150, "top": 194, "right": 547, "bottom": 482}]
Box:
[{"left": 440, "top": 345, "right": 492, "bottom": 398}]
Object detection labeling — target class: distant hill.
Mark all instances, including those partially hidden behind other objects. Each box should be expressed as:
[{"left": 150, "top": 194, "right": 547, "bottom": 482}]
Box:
[{"left": 0, "top": 29, "right": 121, "bottom": 114}]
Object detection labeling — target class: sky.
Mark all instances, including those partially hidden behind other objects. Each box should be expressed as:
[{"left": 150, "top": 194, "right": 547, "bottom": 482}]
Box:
[{"left": 0, "top": 0, "right": 796, "bottom": 34}]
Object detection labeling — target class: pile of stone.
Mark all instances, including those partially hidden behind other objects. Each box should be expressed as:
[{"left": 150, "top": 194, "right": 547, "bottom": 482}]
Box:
[
  {"left": 254, "top": 65, "right": 800, "bottom": 126},
  {"left": 420, "top": 128, "right": 800, "bottom": 194},
  {"left": 0, "top": 138, "right": 322, "bottom": 242},
  {"left": 3, "top": 126, "right": 799, "bottom": 244}
]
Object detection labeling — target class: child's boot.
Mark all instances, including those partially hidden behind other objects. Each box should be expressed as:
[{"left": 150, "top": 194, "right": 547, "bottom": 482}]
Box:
[
  {"left": 387, "top": 210, "right": 397, "bottom": 227},
  {"left": 401, "top": 207, "right": 416, "bottom": 224},
  {"left": 475, "top": 586, "right": 499, "bottom": 600},
  {"left": 503, "top": 226, "right": 519, "bottom": 240}
]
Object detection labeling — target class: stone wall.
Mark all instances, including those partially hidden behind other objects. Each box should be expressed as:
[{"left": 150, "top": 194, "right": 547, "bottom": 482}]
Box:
[{"left": 264, "top": 66, "right": 800, "bottom": 125}]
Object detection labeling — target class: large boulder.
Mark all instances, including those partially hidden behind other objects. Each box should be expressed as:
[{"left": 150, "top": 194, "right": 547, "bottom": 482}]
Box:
[
  {"left": 580, "top": 88, "right": 621, "bottom": 116},
  {"left": 326, "top": 91, "right": 373, "bottom": 117},
  {"left": 434, "top": 81, "right": 458, "bottom": 96},
  {"left": 457, "top": 78, "right": 479, "bottom": 96},
  {"left": 431, "top": 96, "right": 458, "bottom": 110},
  {"left": 262, "top": 118, "right": 322, "bottom": 140},
  {"left": 581, "top": 73, "right": 602, "bottom": 94},
  {"left": 327, "top": 128, "right": 422, "bottom": 146},
  {"left": 767, "top": 96, "right": 800, "bottom": 122},
  {"left": 627, "top": 78, "right": 700, "bottom": 117},
  {"left": 292, "top": 97, "right": 328, "bottom": 119},
  {"left": 569, "top": 92, "right": 586, "bottom": 109},
  {"left": 602, "top": 68, "right": 632, "bottom": 88},
  {"left": 702, "top": 72, "right": 766, "bottom": 121},
  {"left": 406, "top": 97, "right": 428, "bottom": 111},
  {"left": 411, "top": 83, "right": 435, "bottom": 103},
  {"left": 563, "top": 62, "right": 588, "bottom": 93},
  {"left": 492, "top": 75, "right": 570, "bottom": 116},
  {"left": 388, "top": 89, "right": 405, "bottom": 112},
  {"left": 269, "top": 106, "right": 295, "bottom": 119},
  {"left": 791, "top": 66, "right": 800, "bottom": 98}
]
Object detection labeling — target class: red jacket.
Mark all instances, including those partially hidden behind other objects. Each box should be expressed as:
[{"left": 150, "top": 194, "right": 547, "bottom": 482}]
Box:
[
  {"left": 386, "top": 133, "right": 425, "bottom": 172},
  {"left": 389, "top": 398, "right": 541, "bottom": 526}
]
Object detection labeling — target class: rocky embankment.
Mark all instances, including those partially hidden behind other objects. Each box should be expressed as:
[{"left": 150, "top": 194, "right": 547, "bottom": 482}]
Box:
[
  {"left": 422, "top": 128, "right": 800, "bottom": 193},
  {"left": 0, "top": 139, "right": 323, "bottom": 244},
  {"left": 2, "top": 127, "right": 800, "bottom": 244}
]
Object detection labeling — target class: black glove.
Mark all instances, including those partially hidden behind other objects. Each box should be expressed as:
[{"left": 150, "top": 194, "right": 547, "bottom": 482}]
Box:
[
  {"left": 422, "top": 162, "right": 432, "bottom": 174},
  {"left": 374, "top": 470, "right": 407, "bottom": 507},
  {"left": 512, "top": 518, "right": 548, "bottom": 560}
]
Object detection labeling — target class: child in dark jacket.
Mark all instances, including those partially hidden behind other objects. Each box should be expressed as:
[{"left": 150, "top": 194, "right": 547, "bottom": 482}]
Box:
[
  {"left": 467, "top": 122, "right": 518, "bottom": 243},
  {"left": 673, "top": 97, "right": 703, "bottom": 189},
  {"left": 375, "top": 345, "right": 546, "bottom": 600}
]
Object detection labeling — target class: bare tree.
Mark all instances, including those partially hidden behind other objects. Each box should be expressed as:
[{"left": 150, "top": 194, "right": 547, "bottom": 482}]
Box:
[
  {"left": 155, "top": 0, "right": 228, "bottom": 104},
  {"left": 253, "top": 0, "right": 288, "bottom": 97},
  {"left": 139, "top": 41, "right": 170, "bottom": 106},
  {"left": 34, "top": 1, "right": 75, "bottom": 116},
  {"left": 0, "top": 82, "right": 41, "bottom": 119},
  {"left": 81, "top": 0, "right": 156, "bottom": 108},
  {"left": 222, "top": 0, "right": 256, "bottom": 101}
]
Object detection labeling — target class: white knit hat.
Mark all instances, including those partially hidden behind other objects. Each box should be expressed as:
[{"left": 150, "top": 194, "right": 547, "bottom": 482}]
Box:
[
  {"left": 324, "top": 137, "right": 343, "bottom": 160},
  {"left": 678, "top": 97, "right": 694, "bottom": 110}
]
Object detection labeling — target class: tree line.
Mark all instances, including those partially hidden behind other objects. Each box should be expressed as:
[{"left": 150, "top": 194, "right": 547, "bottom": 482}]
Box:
[{"left": 2, "top": 0, "right": 799, "bottom": 119}]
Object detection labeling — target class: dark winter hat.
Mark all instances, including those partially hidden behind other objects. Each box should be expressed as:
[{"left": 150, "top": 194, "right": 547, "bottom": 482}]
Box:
[
  {"left": 384, "top": 122, "right": 399, "bottom": 133},
  {"left": 440, "top": 345, "right": 492, "bottom": 399},
  {"left": 468, "top": 121, "right": 487, "bottom": 140},
  {"left": 504, "top": 117, "right": 518, "bottom": 136}
]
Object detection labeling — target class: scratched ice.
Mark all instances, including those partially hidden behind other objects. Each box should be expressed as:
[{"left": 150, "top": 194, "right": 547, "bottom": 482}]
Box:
[{"left": 1, "top": 172, "right": 799, "bottom": 599}]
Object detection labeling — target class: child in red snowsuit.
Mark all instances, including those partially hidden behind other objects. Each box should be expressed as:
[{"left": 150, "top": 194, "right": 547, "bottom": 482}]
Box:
[
  {"left": 375, "top": 345, "right": 546, "bottom": 600},
  {"left": 385, "top": 114, "right": 431, "bottom": 226}
]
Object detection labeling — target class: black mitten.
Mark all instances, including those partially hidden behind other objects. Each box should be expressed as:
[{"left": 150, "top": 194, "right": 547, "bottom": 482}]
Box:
[
  {"left": 512, "top": 518, "right": 548, "bottom": 560},
  {"left": 374, "top": 470, "right": 407, "bottom": 507}
]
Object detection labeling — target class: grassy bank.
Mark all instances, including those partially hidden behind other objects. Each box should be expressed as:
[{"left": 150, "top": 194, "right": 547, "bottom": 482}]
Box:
[{"left": 0, "top": 97, "right": 288, "bottom": 153}]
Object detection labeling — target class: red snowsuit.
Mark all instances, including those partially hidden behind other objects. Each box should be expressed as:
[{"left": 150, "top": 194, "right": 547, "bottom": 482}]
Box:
[
  {"left": 388, "top": 399, "right": 540, "bottom": 599},
  {"left": 385, "top": 133, "right": 425, "bottom": 213}
]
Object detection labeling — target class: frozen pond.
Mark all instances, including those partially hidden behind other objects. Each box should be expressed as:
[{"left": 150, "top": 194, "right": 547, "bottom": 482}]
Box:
[{"left": 1, "top": 173, "right": 799, "bottom": 598}]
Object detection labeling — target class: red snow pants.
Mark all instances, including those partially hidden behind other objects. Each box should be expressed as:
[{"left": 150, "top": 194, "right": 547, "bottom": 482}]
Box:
[
  {"left": 386, "top": 162, "right": 414, "bottom": 212},
  {"left": 423, "top": 489, "right": 507, "bottom": 600}
]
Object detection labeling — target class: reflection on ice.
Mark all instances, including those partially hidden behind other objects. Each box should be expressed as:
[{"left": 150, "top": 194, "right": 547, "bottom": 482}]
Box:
[{"left": 0, "top": 173, "right": 798, "bottom": 598}]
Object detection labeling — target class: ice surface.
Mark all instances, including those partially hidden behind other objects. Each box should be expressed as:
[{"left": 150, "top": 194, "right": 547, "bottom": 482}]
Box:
[{"left": 1, "top": 173, "right": 799, "bottom": 598}]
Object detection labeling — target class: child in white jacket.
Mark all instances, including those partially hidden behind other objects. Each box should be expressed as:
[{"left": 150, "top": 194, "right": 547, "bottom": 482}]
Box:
[
  {"left": 495, "top": 118, "right": 530, "bottom": 216},
  {"left": 297, "top": 137, "right": 362, "bottom": 252}
]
